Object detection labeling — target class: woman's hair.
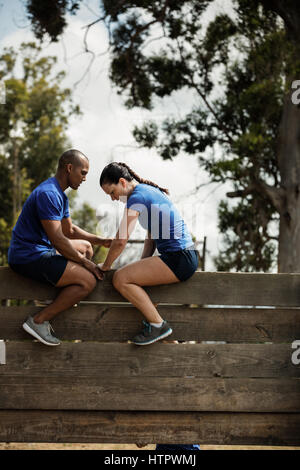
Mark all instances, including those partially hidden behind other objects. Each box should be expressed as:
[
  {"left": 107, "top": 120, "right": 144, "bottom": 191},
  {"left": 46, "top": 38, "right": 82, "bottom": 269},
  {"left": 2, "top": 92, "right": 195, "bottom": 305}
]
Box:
[{"left": 100, "top": 162, "right": 170, "bottom": 195}]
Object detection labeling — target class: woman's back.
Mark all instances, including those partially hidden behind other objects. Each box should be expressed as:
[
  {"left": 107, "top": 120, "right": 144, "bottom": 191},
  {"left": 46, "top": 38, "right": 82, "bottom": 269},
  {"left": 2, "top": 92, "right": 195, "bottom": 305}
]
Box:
[{"left": 126, "top": 183, "right": 194, "bottom": 253}]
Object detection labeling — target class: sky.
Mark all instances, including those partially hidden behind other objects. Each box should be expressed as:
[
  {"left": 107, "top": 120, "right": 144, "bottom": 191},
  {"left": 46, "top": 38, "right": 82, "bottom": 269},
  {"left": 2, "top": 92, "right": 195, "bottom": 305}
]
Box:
[{"left": 0, "top": 0, "right": 234, "bottom": 270}]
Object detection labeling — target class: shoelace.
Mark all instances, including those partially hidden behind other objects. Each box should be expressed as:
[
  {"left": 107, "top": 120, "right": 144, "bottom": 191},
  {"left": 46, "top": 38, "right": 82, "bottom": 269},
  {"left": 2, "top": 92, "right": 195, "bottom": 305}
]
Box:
[
  {"left": 46, "top": 322, "right": 56, "bottom": 335},
  {"left": 142, "top": 320, "right": 152, "bottom": 336}
]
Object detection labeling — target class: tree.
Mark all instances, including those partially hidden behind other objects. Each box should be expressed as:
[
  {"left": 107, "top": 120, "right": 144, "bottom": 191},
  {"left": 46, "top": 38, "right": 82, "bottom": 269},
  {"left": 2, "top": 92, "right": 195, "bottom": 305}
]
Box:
[
  {"left": 22, "top": 0, "right": 300, "bottom": 272},
  {"left": 0, "top": 42, "right": 80, "bottom": 264}
]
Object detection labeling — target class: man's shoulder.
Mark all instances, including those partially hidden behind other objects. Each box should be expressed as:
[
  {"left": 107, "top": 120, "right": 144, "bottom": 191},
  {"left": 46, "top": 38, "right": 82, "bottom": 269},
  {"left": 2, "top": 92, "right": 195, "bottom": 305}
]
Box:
[
  {"left": 35, "top": 177, "right": 57, "bottom": 193},
  {"left": 35, "top": 178, "right": 66, "bottom": 201}
]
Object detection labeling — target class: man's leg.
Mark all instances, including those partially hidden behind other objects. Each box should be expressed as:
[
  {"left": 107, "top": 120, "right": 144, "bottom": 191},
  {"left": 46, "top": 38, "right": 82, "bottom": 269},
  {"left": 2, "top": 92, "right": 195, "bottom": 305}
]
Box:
[
  {"left": 62, "top": 239, "right": 93, "bottom": 260},
  {"left": 33, "top": 261, "right": 96, "bottom": 324},
  {"left": 34, "top": 239, "right": 95, "bottom": 324},
  {"left": 22, "top": 240, "right": 97, "bottom": 345}
]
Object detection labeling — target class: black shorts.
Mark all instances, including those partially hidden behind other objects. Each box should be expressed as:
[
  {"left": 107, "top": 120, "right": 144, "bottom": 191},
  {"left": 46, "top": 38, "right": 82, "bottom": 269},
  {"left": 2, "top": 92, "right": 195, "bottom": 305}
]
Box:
[
  {"left": 159, "top": 247, "right": 199, "bottom": 282},
  {"left": 9, "top": 248, "right": 68, "bottom": 286}
]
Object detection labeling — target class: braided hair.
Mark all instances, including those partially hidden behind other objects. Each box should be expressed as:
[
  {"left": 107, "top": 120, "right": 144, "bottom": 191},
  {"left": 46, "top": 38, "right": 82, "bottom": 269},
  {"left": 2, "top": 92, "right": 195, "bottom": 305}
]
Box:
[{"left": 100, "top": 162, "right": 170, "bottom": 195}]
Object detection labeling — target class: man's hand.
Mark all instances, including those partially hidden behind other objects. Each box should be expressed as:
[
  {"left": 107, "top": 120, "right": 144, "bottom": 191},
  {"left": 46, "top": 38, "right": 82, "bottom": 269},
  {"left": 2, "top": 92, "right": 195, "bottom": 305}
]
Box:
[{"left": 82, "top": 258, "right": 104, "bottom": 280}]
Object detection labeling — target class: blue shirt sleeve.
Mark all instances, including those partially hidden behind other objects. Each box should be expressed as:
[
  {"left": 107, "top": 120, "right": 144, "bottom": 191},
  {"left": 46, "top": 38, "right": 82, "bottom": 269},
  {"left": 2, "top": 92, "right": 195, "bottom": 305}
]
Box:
[
  {"left": 36, "top": 191, "right": 65, "bottom": 220},
  {"left": 126, "top": 191, "right": 146, "bottom": 213},
  {"left": 63, "top": 198, "right": 70, "bottom": 219}
]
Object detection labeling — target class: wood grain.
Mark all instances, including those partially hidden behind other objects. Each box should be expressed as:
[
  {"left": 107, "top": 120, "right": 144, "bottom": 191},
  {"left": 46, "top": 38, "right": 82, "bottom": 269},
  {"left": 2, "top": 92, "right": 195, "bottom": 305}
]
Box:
[
  {"left": 1, "top": 267, "right": 300, "bottom": 445},
  {"left": 0, "top": 410, "right": 299, "bottom": 446},
  {"left": 1, "top": 304, "right": 300, "bottom": 342},
  {"left": 0, "top": 375, "right": 299, "bottom": 412},
  {"left": 2, "top": 267, "right": 300, "bottom": 306},
  {"left": 1, "top": 342, "right": 299, "bottom": 379}
]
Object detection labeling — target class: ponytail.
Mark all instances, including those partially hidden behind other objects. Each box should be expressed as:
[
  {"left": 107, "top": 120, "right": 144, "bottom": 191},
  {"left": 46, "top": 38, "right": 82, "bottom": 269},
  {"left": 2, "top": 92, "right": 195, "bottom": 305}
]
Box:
[
  {"left": 100, "top": 162, "right": 170, "bottom": 195},
  {"left": 118, "top": 163, "right": 169, "bottom": 195}
]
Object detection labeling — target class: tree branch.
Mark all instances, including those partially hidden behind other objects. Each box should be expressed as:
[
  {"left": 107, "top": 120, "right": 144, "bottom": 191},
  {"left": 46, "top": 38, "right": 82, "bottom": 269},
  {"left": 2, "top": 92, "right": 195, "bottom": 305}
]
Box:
[{"left": 227, "top": 180, "right": 286, "bottom": 213}]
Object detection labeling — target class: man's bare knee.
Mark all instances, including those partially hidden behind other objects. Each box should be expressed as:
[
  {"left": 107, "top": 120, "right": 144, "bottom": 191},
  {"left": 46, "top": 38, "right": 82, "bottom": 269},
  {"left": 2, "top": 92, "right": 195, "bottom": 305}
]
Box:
[
  {"left": 83, "top": 240, "right": 93, "bottom": 259},
  {"left": 82, "top": 273, "right": 97, "bottom": 293},
  {"left": 86, "top": 243, "right": 93, "bottom": 260}
]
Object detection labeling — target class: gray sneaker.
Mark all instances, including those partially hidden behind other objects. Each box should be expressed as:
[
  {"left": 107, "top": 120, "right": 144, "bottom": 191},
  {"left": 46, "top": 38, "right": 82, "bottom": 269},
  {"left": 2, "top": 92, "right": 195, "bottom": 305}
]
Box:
[
  {"left": 131, "top": 320, "right": 173, "bottom": 345},
  {"left": 22, "top": 316, "right": 61, "bottom": 346}
]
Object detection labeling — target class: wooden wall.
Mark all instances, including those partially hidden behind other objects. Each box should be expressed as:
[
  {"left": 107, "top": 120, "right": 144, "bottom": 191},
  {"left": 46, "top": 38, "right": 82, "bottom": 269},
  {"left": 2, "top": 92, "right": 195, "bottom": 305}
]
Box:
[{"left": 0, "top": 267, "right": 299, "bottom": 445}]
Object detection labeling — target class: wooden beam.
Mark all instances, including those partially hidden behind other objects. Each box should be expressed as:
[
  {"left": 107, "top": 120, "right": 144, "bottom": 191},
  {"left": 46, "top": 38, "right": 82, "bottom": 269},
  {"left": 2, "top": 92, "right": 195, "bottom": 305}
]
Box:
[
  {"left": 2, "top": 267, "right": 300, "bottom": 306},
  {"left": 2, "top": 342, "right": 299, "bottom": 379},
  {"left": 0, "top": 411, "right": 299, "bottom": 446},
  {"left": 0, "top": 375, "right": 299, "bottom": 412},
  {"left": 1, "top": 305, "right": 300, "bottom": 342}
]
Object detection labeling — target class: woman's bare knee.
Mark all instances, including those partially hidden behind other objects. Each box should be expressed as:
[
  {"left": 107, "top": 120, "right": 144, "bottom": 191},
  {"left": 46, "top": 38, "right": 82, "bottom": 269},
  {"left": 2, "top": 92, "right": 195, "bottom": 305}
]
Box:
[{"left": 112, "top": 270, "right": 126, "bottom": 291}]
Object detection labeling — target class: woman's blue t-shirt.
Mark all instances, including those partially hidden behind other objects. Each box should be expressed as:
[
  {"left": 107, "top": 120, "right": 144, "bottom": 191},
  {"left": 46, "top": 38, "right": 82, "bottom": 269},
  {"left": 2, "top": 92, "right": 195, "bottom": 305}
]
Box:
[
  {"left": 8, "top": 177, "right": 70, "bottom": 264},
  {"left": 126, "top": 184, "right": 194, "bottom": 254}
]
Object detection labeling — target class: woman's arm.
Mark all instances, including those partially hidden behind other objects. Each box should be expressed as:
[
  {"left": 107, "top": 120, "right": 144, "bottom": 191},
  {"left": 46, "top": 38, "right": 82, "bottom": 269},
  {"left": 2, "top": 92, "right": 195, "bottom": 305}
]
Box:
[
  {"left": 100, "top": 208, "right": 140, "bottom": 270},
  {"left": 141, "top": 231, "right": 156, "bottom": 259}
]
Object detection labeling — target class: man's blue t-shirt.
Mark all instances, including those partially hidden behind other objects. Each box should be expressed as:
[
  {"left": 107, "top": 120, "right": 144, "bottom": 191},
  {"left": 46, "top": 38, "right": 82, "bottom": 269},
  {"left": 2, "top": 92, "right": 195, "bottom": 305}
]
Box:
[
  {"left": 8, "top": 177, "right": 70, "bottom": 264},
  {"left": 126, "top": 184, "right": 194, "bottom": 254}
]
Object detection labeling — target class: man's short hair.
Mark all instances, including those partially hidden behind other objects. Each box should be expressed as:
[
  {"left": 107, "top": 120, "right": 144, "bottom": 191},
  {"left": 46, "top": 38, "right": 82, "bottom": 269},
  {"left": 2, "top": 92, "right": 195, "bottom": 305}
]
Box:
[{"left": 58, "top": 149, "right": 89, "bottom": 169}]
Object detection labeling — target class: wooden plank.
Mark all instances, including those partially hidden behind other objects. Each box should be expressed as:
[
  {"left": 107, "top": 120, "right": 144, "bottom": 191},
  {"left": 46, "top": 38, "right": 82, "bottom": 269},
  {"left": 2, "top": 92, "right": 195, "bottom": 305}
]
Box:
[
  {"left": 2, "top": 267, "right": 300, "bottom": 306},
  {"left": 0, "top": 410, "right": 299, "bottom": 446},
  {"left": 0, "top": 376, "right": 299, "bottom": 412},
  {"left": 1, "top": 304, "right": 300, "bottom": 342},
  {"left": 1, "top": 342, "right": 299, "bottom": 379}
]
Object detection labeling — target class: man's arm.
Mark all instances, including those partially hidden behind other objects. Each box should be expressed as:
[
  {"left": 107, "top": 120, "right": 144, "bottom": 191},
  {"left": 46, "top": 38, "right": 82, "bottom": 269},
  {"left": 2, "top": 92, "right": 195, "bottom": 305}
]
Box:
[
  {"left": 141, "top": 231, "right": 156, "bottom": 259},
  {"left": 41, "top": 219, "right": 103, "bottom": 279},
  {"left": 61, "top": 217, "right": 112, "bottom": 247}
]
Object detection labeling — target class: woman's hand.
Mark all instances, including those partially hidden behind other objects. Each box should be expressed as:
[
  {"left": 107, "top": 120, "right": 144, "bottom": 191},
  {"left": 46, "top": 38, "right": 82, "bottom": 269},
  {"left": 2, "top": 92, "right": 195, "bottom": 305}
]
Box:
[
  {"left": 97, "top": 262, "right": 111, "bottom": 272},
  {"left": 97, "top": 237, "right": 113, "bottom": 248},
  {"left": 82, "top": 258, "right": 104, "bottom": 280}
]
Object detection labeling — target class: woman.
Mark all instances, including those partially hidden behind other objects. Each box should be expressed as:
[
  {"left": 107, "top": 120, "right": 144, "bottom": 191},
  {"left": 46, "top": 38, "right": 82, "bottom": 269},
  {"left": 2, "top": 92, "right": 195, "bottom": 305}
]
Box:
[{"left": 98, "top": 162, "right": 198, "bottom": 345}]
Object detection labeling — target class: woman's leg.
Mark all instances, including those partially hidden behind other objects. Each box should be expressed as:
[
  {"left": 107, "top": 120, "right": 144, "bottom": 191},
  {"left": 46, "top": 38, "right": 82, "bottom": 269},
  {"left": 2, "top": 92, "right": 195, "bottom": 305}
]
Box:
[{"left": 112, "top": 256, "right": 180, "bottom": 323}]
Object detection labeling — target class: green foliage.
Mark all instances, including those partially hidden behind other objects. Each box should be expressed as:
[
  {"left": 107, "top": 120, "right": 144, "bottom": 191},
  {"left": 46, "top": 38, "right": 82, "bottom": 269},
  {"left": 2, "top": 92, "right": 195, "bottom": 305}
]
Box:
[
  {"left": 0, "top": 42, "right": 81, "bottom": 265},
  {"left": 26, "top": 0, "right": 81, "bottom": 41},
  {"left": 214, "top": 199, "right": 277, "bottom": 272}
]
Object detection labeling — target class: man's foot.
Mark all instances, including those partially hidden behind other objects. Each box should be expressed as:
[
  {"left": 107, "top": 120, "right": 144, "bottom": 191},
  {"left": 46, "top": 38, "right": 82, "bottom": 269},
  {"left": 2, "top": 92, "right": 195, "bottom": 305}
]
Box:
[
  {"left": 22, "top": 316, "right": 61, "bottom": 346},
  {"left": 131, "top": 320, "right": 172, "bottom": 345}
]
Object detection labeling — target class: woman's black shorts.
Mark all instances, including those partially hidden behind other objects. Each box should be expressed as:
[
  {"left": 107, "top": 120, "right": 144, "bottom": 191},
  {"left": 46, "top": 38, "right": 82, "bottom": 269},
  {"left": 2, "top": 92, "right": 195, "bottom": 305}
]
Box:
[{"left": 159, "top": 247, "right": 199, "bottom": 282}]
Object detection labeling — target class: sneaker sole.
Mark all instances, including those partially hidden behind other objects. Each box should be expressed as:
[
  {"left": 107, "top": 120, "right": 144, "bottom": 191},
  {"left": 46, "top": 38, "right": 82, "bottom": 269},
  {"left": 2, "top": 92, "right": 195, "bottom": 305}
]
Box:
[
  {"left": 131, "top": 328, "right": 173, "bottom": 346},
  {"left": 22, "top": 323, "right": 61, "bottom": 346}
]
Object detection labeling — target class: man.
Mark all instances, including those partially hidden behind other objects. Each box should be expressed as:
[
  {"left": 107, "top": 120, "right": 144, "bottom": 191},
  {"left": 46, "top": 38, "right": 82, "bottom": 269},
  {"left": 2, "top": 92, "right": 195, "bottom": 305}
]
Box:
[{"left": 8, "top": 149, "right": 111, "bottom": 346}]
